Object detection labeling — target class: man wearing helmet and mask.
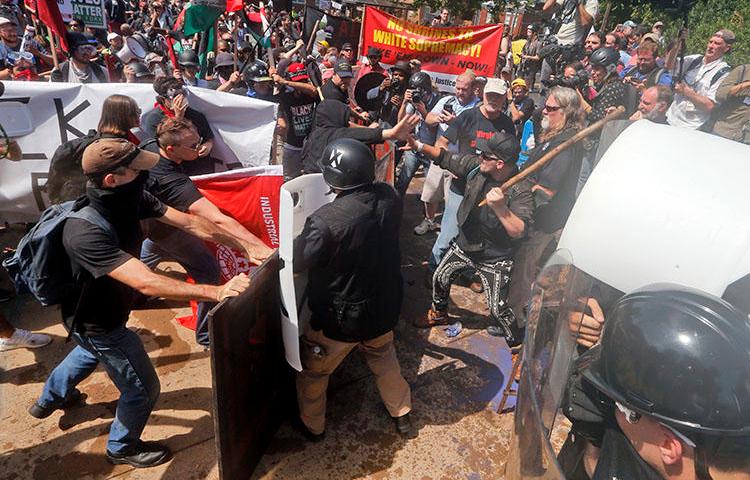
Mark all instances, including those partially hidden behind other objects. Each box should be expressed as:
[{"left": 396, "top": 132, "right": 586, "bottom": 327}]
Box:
[
  {"left": 587, "top": 47, "right": 628, "bottom": 122},
  {"left": 174, "top": 49, "right": 211, "bottom": 89},
  {"left": 562, "top": 284, "right": 750, "bottom": 480},
  {"left": 395, "top": 70, "right": 441, "bottom": 195},
  {"left": 293, "top": 138, "right": 417, "bottom": 442}
]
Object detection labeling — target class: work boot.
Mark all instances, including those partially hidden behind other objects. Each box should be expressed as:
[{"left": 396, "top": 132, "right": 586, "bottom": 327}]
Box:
[
  {"left": 414, "top": 307, "right": 449, "bottom": 328},
  {"left": 106, "top": 441, "right": 171, "bottom": 468},
  {"left": 28, "top": 389, "right": 86, "bottom": 419},
  {"left": 413, "top": 217, "right": 439, "bottom": 235},
  {"left": 394, "top": 413, "right": 417, "bottom": 439}
]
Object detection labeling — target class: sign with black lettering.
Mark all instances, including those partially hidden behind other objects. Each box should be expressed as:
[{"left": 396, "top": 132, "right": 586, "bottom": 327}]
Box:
[
  {"left": 71, "top": 0, "right": 107, "bottom": 29},
  {"left": 0, "top": 83, "right": 277, "bottom": 223}
]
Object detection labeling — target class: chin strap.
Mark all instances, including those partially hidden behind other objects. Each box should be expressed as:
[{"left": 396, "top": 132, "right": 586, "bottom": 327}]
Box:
[{"left": 694, "top": 447, "right": 713, "bottom": 480}]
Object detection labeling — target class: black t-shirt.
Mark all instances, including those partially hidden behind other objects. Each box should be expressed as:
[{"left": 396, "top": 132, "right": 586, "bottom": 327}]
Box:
[
  {"left": 443, "top": 107, "right": 516, "bottom": 194},
  {"left": 62, "top": 192, "right": 167, "bottom": 336},
  {"left": 141, "top": 106, "right": 215, "bottom": 142},
  {"left": 321, "top": 78, "right": 349, "bottom": 104},
  {"left": 278, "top": 89, "right": 319, "bottom": 148},
  {"left": 145, "top": 153, "right": 204, "bottom": 212},
  {"left": 458, "top": 174, "right": 535, "bottom": 261}
]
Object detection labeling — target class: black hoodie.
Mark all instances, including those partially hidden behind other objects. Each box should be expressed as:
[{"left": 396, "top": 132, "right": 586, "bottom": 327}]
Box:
[{"left": 301, "top": 100, "right": 386, "bottom": 174}]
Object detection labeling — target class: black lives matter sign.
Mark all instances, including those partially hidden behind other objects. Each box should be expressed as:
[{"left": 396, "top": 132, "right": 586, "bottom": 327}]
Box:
[{"left": 72, "top": 0, "right": 107, "bottom": 29}]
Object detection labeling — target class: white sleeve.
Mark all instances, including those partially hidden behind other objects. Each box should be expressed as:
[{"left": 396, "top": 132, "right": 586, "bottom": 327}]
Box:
[
  {"left": 430, "top": 96, "right": 449, "bottom": 115},
  {"left": 584, "top": 0, "right": 599, "bottom": 18}
]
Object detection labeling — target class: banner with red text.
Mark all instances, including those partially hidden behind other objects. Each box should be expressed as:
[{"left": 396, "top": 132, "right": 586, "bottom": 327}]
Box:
[
  {"left": 192, "top": 165, "right": 284, "bottom": 283},
  {"left": 360, "top": 7, "right": 503, "bottom": 92}
]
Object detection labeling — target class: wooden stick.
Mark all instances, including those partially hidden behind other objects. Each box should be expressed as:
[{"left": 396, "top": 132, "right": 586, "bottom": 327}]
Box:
[
  {"left": 46, "top": 24, "right": 59, "bottom": 69},
  {"left": 478, "top": 106, "right": 626, "bottom": 207},
  {"left": 306, "top": 19, "right": 320, "bottom": 55}
]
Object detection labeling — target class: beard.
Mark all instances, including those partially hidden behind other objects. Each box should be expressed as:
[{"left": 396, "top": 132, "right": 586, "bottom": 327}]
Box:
[{"left": 541, "top": 116, "right": 550, "bottom": 130}]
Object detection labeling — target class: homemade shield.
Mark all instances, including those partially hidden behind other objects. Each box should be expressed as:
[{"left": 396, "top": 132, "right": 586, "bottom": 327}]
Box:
[
  {"left": 506, "top": 123, "right": 750, "bottom": 478},
  {"left": 278, "top": 174, "right": 335, "bottom": 370}
]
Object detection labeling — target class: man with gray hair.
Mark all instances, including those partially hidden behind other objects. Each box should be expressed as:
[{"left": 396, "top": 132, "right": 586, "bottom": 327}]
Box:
[
  {"left": 666, "top": 29, "right": 734, "bottom": 130},
  {"left": 630, "top": 85, "right": 673, "bottom": 123}
]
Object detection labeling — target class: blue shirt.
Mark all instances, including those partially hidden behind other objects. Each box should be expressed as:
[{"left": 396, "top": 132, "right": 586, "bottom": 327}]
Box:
[{"left": 620, "top": 65, "right": 672, "bottom": 86}]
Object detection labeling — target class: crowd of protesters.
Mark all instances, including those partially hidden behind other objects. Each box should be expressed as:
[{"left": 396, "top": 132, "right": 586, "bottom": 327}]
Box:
[{"left": 1, "top": 0, "right": 750, "bottom": 475}]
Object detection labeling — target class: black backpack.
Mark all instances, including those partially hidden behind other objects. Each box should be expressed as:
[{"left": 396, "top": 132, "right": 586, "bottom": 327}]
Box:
[
  {"left": 46, "top": 130, "right": 99, "bottom": 204},
  {"left": 2, "top": 200, "right": 117, "bottom": 307}
]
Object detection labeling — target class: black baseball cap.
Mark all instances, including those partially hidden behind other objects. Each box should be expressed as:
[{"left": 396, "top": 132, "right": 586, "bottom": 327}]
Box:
[
  {"left": 334, "top": 60, "right": 354, "bottom": 78},
  {"left": 341, "top": 42, "right": 353, "bottom": 50},
  {"left": 476, "top": 132, "right": 520, "bottom": 164}
]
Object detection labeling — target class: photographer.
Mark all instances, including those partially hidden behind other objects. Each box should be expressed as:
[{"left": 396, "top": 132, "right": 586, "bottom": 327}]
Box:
[
  {"left": 540, "top": 0, "right": 599, "bottom": 82},
  {"left": 395, "top": 71, "right": 441, "bottom": 195}
]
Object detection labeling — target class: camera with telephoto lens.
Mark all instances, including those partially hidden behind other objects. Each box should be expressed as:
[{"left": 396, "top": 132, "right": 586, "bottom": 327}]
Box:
[{"left": 542, "top": 69, "right": 590, "bottom": 90}]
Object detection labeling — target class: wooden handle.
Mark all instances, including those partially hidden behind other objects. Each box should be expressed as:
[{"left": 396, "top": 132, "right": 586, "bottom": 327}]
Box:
[
  {"left": 478, "top": 106, "right": 626, "bottom": 207},
  {"left": 306, "top": 20, "right": 321, "bottom": 56}
]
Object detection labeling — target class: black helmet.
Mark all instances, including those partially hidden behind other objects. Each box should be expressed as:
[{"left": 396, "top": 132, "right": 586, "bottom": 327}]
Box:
[
  {"left": 178, "top": 49, "right": 199, "bottom": 68},
  {"left": 582, "top": 283, "right": 750, "bottom": 436},
  {"left": 243, "top": 61, "right": 272, "bottom": 83},
  {"left": 408, "top": 71, "right": 432, "bottom": 91},
  {"left": 319, "top": 139, "right": 375, "bottom": 191},
  {"left": 588, "top": 47, "right": 619, "bottom": 69},
  {"left": 129, "top": 61, "right": 152, "bottom": 78}
]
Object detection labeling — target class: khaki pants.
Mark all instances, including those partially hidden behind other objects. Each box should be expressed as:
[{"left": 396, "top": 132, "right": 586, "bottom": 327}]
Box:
[{"left": 296, "top": 328, "right": 412, "bottom": 434}]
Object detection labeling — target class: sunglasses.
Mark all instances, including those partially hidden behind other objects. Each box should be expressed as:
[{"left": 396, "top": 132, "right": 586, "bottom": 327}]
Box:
[
  {"left": 543, "top": 104, "right": 562, "bottom": 112},
  {"left": 180, "top": 136, "right": 203, "bottom": 151},
  {"left": 480, "top": 152, "right": 501, "bottom": 162}
]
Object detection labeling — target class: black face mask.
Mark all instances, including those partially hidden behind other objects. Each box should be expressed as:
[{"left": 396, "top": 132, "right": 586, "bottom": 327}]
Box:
[{"left": 86, "top": 171, "right": 150, "bottom": 225}]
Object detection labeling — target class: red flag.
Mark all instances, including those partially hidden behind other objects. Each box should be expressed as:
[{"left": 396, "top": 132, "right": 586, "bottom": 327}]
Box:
[
  {"left": 226, "top": 0, "right": 244, "bottom": 12},
  {"left": 175, "top": 166, "right": 284, "bottom": 330},
  {"left": 35, "top": 0, "right": 68, "bottom": 51}
]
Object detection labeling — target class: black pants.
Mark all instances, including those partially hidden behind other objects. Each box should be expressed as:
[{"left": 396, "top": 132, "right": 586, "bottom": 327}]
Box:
[{"left": 432, "top": 242, "right": 516, "bottom": 335}]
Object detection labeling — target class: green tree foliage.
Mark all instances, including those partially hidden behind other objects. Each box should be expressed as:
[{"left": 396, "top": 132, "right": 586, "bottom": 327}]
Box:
[{"left": 599, "top": 0, "right": 749, "bottom": 65}]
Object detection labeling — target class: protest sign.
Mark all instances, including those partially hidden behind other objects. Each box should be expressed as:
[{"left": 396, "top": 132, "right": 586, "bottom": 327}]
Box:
[
  {"left": 360, "top": 7, "right": 503, "bottom": 92},
  {"left": 71, "top": 0, "right": 107, "bottom": 29},
  {"left": 0, "top": 83, "right": 277, "bottom": 223}
]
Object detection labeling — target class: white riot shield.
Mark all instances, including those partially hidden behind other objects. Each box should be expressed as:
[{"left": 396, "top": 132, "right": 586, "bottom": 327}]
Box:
[{"left": 278, "top": 174, "right": 335, "bottom": 371}]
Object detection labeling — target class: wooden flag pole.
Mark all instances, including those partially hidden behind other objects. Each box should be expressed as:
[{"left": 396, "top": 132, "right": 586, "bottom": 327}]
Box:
[
  {"left": 46, "top": 24, "right": 59, "bottom": 69},
  {"left": 477, "top": 106, "right": 626, "bottom": 207}
]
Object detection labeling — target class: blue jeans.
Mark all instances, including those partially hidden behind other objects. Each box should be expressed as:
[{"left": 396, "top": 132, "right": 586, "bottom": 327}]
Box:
[
  {"left": 141, "top": 224, "right": 220, "bottom": 346},
  {"left": 395, "top": 150, "right": 430, "bottom": 196},
  {"left": 429, "top": 187, "right": 463, "bottom": 270},
  {"left": 38, "top": 326, "right": 160, "bottom": 454}
]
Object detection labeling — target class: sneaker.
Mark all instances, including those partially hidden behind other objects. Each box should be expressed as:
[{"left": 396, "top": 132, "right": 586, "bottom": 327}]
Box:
[
  {"left": 106, "top": 441, "right": 171, "bottom": 468},
  {"left": 0, "top": 329, "right": 52, "bottom": 352},
  {"left": 413, "top": 307, "right": 449, "bottom": 328},
  {"left": 394, "top": 413, "right": 417, "bottom": 439},
  {"left": 28, "top": 389, "right": 86, "bottom": 419},
  {"left": 413, "top": 217, "right": 439, "bottom": 235}
]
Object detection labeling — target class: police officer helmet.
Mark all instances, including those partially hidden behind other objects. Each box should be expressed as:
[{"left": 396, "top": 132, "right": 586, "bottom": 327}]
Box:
[
  {"left": 582, "top": 283, "right": 750, "bottom": 436},
  {"left": 178, "top": 49, "right": 200, "bottom": 68},
  {"left": 408, "top": 71, "right": 432, "bottom": 91},
  {"left": 319, "top": 139, "right": 375, "bottom": 191}
]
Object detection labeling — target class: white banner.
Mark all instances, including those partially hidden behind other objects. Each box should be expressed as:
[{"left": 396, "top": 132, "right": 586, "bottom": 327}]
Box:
[{"left": 0, "top": 82, "right": 277, "bottom": 223}]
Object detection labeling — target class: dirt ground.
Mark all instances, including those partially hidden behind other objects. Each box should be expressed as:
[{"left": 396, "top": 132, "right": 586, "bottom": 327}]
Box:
[{"left": 0, "top": 173, "right": 518, "bottom": 480}]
